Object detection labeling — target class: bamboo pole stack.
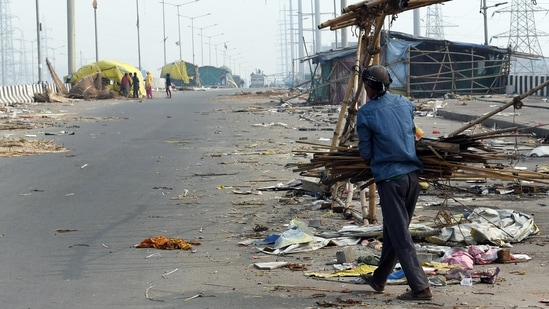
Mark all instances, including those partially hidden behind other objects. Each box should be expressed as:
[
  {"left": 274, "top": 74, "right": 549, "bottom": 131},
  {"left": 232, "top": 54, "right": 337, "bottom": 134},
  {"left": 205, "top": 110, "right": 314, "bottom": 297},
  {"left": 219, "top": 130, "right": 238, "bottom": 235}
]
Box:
[{"left": 294, "top": 130, "right": 549, "bottom": 189}]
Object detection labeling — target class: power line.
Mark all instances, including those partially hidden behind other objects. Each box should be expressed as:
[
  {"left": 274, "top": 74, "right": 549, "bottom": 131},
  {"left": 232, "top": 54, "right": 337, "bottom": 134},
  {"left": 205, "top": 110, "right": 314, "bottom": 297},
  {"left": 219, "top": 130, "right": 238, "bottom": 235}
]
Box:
[
  {"left": 494, "top": 0, "right": 549, "bottom": 74},
  {"left": 0, "top": 0, "right": 19, "bottom": 86}
]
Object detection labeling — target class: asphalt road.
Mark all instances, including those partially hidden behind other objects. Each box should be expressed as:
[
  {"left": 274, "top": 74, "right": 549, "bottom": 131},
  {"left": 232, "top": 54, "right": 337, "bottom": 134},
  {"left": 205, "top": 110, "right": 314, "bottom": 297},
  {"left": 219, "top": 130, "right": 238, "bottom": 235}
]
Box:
[
  {"left": 1, "top": 89, "right": 549, "bottom": 308},
  {"left": 0, "top": 89, "right": 299, "bottom": 309}
]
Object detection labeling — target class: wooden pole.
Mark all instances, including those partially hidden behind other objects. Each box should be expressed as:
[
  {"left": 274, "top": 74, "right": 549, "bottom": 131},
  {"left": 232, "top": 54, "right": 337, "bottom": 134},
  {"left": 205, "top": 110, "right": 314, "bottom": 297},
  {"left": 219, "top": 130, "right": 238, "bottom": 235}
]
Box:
[
  {"left": 448, "top": 79, "right": 549, "bottom": 137},
  {"left": 330, "top": 29, "right": 365, "bottom": 149},
  {"left": 365, "top": 27, "right": 383, "bottom": 225},
  {"left": 360, "top": 186, "right": 369, "bottom": 225}
]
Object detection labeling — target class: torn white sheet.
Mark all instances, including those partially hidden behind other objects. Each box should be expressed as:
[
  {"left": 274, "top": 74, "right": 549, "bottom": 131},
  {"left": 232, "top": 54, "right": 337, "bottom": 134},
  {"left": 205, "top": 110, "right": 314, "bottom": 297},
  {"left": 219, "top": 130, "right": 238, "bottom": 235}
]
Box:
[
  {"left": 326, "top": 237, "right": 362, "bottom": 246},
  {"left": 256, "top": 236, "right": 361, "bottom": 255},
  {"left": 338, "top": 225, "right": 383, "bottom": 233},
  {"left": 257, "top": 236, "right": 330, "bottom": 255},
  {"left": 254, "top": 262, "right": 289, "bottom": 270},
  {"left": 428, "top": 207, "right": 538, "bottom": 246}
]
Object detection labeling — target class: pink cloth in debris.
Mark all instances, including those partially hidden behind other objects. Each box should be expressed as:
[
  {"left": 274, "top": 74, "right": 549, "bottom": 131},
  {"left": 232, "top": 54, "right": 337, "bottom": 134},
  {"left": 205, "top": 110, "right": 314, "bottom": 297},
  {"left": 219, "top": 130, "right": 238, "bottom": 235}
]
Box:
[
  {"left": 442, "top": 246, "right": 499, "bottom": 268},
  {"left": 441, "top": 248, "right": 474, "bottom": 269},
  {"left": 468, "top": 246, "right": 498, "bottom": 264}
]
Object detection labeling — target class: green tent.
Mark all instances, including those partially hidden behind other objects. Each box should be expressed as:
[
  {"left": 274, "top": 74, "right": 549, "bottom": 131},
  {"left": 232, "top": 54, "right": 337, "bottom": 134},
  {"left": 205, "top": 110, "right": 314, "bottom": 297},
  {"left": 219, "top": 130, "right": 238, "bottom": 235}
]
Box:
[{"left": 199, "top": 66, "right": 236, "bottom": 87}]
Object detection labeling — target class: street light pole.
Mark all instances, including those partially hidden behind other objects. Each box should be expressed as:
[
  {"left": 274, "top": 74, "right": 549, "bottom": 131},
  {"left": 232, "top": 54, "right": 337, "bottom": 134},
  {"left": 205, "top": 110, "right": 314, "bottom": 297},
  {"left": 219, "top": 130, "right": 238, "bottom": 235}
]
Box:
[
  {"left": 30, "top": 40, "right": 36, "bottom": 82},
  {"left": 136, "top": 0, "right": 142, "bottom": 70},
  {"left": 177, "top": 6, "right": 182, "bottom": 59},
  {"left": 231, "top": 55, "right": 242, "bottom": 76},
  {"left": 480, "top": 0, "right": 508, "bottom": 45},
  {"left": 93, "top": 0, "right": 98, "bottom": 61},
  {"left": 181, "top": 13, "right": 211, "bottom": 65},
  {"left": 162, "top": 1, "right": 167, "bottom": 64},
  {"left": 224, "top": 47, "right": 236, "bottom": 67},
  {"left": 164, "top": 1, "right": 199, "bottom": 61},
  {"left": 213, "top": 43, "right": 221, "bottom": 66},
  {"left": 200, "top": 33, "right": 223, "bottom": 65},
  {"left": 49, "top": 45, "right": 65, "bottom": 67},
  {"left": 35, "top": 0, "right": 42, "bottom": 83},
  {"left": 197, "top": 24, "right": 217, "bottom": 66}
]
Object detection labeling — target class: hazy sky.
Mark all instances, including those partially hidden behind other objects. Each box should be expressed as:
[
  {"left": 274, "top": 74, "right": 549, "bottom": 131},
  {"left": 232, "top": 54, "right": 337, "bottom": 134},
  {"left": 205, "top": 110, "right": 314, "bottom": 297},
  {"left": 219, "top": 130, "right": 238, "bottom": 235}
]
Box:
[{"left": 7, "top": 0, "right": 549, "bottom": 84}]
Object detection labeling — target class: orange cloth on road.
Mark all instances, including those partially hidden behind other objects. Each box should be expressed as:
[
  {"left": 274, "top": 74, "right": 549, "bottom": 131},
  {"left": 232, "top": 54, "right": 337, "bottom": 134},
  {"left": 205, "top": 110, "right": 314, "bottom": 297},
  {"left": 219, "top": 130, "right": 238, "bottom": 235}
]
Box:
[{"left": 136, "top": 235, "right": 200, "bottom": 250}]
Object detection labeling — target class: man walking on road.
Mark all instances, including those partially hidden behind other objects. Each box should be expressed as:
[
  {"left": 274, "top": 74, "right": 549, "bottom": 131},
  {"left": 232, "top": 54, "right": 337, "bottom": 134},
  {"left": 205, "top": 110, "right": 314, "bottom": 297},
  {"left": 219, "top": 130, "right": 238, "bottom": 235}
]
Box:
[{"left": 356, "top": 65, "right": 432, "bottom": 301}]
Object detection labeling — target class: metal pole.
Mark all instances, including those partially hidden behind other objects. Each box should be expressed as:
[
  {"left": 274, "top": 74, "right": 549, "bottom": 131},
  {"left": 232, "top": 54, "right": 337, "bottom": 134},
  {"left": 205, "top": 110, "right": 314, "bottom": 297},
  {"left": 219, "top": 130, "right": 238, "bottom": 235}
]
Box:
[
  {"left": 36, "top": 0, "right": 42, "bottom": 83},
  {"left": 67, "top": 0, "right": 76, "bottom": 75},
  {"left": 480, "top": 1, "right": 507, "bottom": 45},
  {"left": 341, "top": 0, "right": 347, "bottom": 47},
  {"left": 166, "top": 1, "right": 200, "bottom": 63},
  {"left": 332, "top": 0, "right": 338, "bottom": 48},
  {"left": 297, "top": 0, "right": 304, "bottom": 81},
  {"left": 191, "top": 19, "right": 195, "bottom": 64},
  {"left": 136, "top": 0, "right": 142, "bottom": 70},
  {"left": 413, "top": 7, "right": 421, "bottom": 36},
  {"left": 93, "top": 6, "right": 98, "bottom": 61},
  {"left": 289, "top": 0, "right": 295, "bottom": 85},
  {"left": 177, "top": 7, "right": 182, "bottom": 60},
  {"left": 31, "top": 41, "right": 36, "bottom": 82},
  {"left": 200, "top": 28, "right": 204, "bottom": 66},
  {"left": 181, "top": 13, "right": 210, "bottom": 65},
  {"left": 204, "top": 33, "right": 222, "bottom": 65},
  {"left": 208, "top": 37, "right": 212, "bottom": 65},
  {"left": 482, "top": 0, "right": 488, "bottom": 45},
  {"left": 162, "top": 1, "right": 167, "bottom": 64},
  {"left": 215, "top": 45, "right": 218, "bottom": 66},
  {"left": 314, "top": 0, "right": 321, "bottom": 53}
]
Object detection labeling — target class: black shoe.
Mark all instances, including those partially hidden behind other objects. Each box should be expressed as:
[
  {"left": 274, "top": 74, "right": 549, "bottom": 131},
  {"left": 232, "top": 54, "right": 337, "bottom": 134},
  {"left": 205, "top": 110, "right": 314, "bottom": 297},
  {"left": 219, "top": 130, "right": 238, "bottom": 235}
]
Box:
[
  {"left": 360, "top": 274, "right": 385, "bottom": 293},
  {"left": 397, "top": 288, "right": 433, "bottom": 301}
]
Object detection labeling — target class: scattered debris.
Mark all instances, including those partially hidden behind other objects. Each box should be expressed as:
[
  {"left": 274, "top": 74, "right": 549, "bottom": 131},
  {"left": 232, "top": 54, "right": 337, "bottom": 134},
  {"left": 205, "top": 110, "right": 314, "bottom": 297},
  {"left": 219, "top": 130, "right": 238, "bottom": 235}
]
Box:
[
  {"left": 0, "top": 138, "right": 69, "bottom": 157},
  {"left": 162, "top": 268, "right": 178, "bottom": 279},
  {"left": 135, "top": 235, "right": 201, "bottom": 250},
  {"left": 145, "top": 285, "right": 163, "bottom": 302},
  {"left": 55, "top": 229, "right": 78, "bottom": 233},
  {"left": 184, "top": 292, "right": 204, "bottom": 301}
]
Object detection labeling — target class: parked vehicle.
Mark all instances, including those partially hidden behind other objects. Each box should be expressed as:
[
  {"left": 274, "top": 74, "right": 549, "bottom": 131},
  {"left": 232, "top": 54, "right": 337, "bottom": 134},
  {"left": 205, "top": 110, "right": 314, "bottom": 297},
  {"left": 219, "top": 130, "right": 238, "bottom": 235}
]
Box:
[
  {"left": 527, "top": 146, "right": 549, "bottom": 157},
  {"left": 250, "top": 69, "right": 265, "bottom": 88}
]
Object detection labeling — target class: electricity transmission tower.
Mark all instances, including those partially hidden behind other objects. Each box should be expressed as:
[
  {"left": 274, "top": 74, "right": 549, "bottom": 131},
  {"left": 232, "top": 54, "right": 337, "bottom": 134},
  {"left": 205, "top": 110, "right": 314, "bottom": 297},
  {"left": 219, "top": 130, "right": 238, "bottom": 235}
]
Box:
[
  {"left": 494, "top": 0, "right": 548, "bottom": 74},
  {"left": 424, "top": 4, "right": 445, "bottom": 40},
  {"left": 0, "top": 0, "right": 18, "bottom": 86}
]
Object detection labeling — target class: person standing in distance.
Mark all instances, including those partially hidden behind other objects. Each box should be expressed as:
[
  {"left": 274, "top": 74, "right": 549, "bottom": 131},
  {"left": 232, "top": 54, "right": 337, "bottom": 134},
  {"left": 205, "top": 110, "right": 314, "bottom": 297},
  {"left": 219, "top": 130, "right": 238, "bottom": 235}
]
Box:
[
  {"left": 132, "top": 72, "right": 140, "bottom": 98},
  {"left": 356, "top": 65, "right": 432, "bottom": 301},
  {"left": 145, "top": 71, "right": 154, "bottom": 99},
  {"left": 120, "top": 72, "right": 131, "bottom": 98},
  {"left": 165, "top": 73, "right": 172, "bottom": 98}
]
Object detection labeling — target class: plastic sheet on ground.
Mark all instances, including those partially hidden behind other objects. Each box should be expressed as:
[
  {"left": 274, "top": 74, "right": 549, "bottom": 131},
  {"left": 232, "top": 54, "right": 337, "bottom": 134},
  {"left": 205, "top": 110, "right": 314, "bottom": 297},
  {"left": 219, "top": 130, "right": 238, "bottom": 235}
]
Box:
[
  {"left": 256, "top": 236, "right": 361, "bottom": 255},
  {"left": 274, "top": 219, "right": 315, "bottom": 249},
  {"left": 427, "top": 207, "right": 538, "bottom": 246},
  {"left": 304, "top": 264, "right": 377, "bottom": 278}
]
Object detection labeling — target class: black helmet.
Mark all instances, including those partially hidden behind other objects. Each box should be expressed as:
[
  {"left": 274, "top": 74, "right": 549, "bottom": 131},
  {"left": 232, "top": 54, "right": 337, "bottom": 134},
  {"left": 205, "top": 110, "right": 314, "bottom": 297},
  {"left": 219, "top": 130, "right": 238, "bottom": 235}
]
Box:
[{"left": 361, "top": 65, "right": 392, "bottom": 92}]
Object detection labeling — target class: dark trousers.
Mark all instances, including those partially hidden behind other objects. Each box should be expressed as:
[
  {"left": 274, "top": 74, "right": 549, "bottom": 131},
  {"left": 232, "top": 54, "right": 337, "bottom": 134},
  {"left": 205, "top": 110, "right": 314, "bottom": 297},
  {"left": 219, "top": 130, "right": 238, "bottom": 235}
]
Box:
[{"left": 372, "top": 172, "right": 429, "bottom": 292}]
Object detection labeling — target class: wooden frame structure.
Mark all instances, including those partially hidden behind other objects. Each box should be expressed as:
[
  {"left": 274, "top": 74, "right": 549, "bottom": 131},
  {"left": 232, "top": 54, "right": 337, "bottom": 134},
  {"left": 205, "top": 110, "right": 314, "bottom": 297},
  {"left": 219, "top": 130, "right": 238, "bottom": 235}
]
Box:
[
  {"left": 317, "top": 0, "right": 452, "bottom": 224},
  {"left": 296, "top": 0, "right": 549, "bottom": 226}
]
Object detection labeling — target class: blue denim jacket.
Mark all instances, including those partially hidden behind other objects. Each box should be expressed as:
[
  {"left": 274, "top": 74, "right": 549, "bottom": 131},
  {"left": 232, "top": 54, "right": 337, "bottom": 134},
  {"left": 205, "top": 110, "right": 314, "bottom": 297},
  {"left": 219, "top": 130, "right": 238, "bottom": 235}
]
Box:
[{"left": 356, "top": 91, "right": 423, "bottom": 182}]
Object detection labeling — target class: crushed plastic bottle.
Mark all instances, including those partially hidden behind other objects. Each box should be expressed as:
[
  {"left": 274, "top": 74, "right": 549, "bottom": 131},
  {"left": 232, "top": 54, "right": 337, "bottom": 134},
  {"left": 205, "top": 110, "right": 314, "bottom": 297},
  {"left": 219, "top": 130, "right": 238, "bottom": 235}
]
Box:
[
  {"left": 460, "top": 272, "right": 473, "bottom": 286},
  {"left": 460, "top": 277, "right": 473, "bottom": 286}
]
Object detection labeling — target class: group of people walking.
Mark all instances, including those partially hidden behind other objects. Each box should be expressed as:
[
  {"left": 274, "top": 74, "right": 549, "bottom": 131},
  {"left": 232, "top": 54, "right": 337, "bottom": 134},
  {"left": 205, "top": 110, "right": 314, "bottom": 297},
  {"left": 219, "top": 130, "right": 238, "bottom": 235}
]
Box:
[{"left": 120, "top": 71, "right": 155, "bottom": 99}]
